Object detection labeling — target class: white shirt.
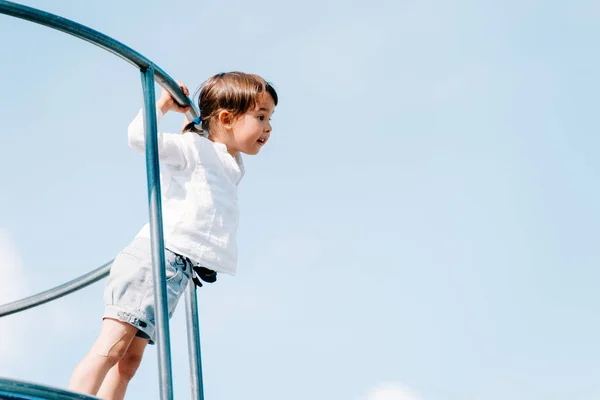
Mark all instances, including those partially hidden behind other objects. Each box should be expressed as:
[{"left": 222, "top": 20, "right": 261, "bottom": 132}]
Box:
[{"left": 128, "top": 108, "right": 245, "bottom": 275}]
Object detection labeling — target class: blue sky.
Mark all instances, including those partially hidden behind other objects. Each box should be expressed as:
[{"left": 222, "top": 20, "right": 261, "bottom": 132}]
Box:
[{"left": 0, "top": 0, "right": 599, "bottom": 399}]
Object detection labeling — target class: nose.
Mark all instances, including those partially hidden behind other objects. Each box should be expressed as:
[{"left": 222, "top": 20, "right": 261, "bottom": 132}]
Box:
[{"left": 265, "top": 121, "right": 272, "bottom": 133}]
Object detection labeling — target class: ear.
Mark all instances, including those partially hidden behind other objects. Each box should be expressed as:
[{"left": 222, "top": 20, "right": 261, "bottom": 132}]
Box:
[{"left": 218, "top": 110, "right": 233, "bottom": 129}]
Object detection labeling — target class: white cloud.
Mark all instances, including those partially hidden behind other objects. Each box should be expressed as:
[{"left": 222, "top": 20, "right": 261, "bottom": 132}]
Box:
[
  {"left": 0, "top": 228, "right": 87, "bottom": 377},
  {"left": 366, "top": 383, "right": 422, "bottom": 400}
]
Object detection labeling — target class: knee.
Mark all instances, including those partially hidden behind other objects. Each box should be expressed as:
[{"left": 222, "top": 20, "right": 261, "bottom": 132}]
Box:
[
  {"left": 103, "top": 340, "right": 130, "bottom": 367},
  {"left": 118, "top": 352, "right": 143, "bottom": 381},
  {"left": 92, "top": 320, "right": 136, "bottom": 367}
]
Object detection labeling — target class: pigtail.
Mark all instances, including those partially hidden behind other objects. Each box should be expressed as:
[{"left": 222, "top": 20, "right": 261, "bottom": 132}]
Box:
[
  {"left": 182, "top": 116, "right": 205, "bottom": 135},
  {"left": 182, "top": 86, "right": 207, "bottom": 135}
]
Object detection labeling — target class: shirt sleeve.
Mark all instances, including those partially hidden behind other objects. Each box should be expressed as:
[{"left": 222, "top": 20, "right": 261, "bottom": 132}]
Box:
[{"left": 127, "top": 108, "right": 188, "bottom": 168}]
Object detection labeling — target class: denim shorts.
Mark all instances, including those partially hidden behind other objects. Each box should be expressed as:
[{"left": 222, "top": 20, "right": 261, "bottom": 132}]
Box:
[{"left": 103, "top": 237, "right": 193, "bottom": 344}]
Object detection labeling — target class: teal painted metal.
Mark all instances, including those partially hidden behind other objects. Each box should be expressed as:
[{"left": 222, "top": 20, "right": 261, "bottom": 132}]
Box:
[
  {"left": 0, "top": 1, "right": 207, "bottom": 399},
  {"left": 0, "top": 261, "right": 111, "bottom": 318},
  {"left": 0, "top": 0, "right": 198, "bottom": 120},
  {"left": 185, "top": 284, "right": 205, "bottom": 400},
  {"left": 141, "top": 67, "right": 174, "bottom": 400},
  {"left": 0, "top": 378, "right": 98, "bottom": 400}
]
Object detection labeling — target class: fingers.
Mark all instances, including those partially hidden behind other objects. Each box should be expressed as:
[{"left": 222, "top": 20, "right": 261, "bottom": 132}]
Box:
[
  {"left": 176, "top": 80, "right": 189, "bottom": 97},
  {"left": 157, "top": 81, "right": 190, "bottom": 114},
  {"left": 176, "top": 81, "right": 190, "bottom": 113}
]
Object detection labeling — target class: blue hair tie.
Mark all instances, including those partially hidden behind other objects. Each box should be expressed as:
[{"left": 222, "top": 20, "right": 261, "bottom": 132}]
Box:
[{"left": 192, "top": 116, "right": 202, "bottom": 125}]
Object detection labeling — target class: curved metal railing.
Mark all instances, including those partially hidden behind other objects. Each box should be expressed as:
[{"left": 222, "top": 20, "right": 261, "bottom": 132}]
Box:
[
  {"left": 0, "top": 1, "right": 205, "bottom": 399},
  {"left": 0, "top": 0, "right": 196, "bottom": 119},
  {"left": 0, "top": 378, "right": 97, "bottom": 400},
  {"left": 0, "top": 261, "right": 112, "bottom": 318}
]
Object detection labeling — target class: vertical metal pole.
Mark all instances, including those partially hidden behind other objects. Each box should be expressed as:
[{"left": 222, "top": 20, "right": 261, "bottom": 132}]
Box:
[
  {"left": 141, "top": 67, "right": 174, "bottom": 400},
  {"left": 185, "top": 283, "right": 205, "bottom": 400}
]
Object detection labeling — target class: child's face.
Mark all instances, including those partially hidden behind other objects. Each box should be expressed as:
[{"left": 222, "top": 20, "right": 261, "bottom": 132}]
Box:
[{"left": 231, "top": 93, "right": 276, "bottom": 155}]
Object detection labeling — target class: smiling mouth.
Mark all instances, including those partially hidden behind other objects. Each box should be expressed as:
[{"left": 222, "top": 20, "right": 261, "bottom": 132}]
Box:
[{"left": 257, "top": 138, "right": 267, "bottom": 145}]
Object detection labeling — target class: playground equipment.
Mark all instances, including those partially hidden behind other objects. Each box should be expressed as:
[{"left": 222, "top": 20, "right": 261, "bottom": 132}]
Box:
[{"left": 0, "top": 1, "right": 204, "bottom": 399}]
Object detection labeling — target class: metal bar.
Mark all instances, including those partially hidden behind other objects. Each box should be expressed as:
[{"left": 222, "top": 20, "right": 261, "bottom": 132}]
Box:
[
  {"left": 0, "top": 0, "right": 198, "bottom": 120},
  {"left": 0, "top": 1, "right": 147, "bottom": 69},
  {"left": 0, "top": 3, "right": 210, "bottom": 398},
  {"left": 185, "top": 283, "right": 205, "bottom": 400},
  {"left": 0, "top": 1, "right": 202, "bottom": 320},
  {"left": 141, "top": 67, "right": 174, "bottom": 400},
  {"left": 0, "top": 261, "right": 111, "bottom": 318},
  {"left": 0, "top": 377, "right": 98, "bottom": 399}
]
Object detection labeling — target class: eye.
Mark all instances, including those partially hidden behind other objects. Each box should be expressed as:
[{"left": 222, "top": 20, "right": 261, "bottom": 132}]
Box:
[{"left": 258, "top": 115, "right": 265, "bottom": 121}]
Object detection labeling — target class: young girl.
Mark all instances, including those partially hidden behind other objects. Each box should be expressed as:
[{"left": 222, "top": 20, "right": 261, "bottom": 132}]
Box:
[{"left": 68, "top": 72, "right": 278, "bottom": 400}]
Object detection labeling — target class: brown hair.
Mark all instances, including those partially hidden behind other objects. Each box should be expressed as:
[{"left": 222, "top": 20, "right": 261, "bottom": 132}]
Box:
[{"left": 184, "top": 72, "right": 278, "bottom": 134}]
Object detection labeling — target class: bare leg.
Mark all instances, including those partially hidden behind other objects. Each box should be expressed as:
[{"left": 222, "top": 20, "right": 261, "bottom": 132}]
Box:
[
  {"left": 96, "top": 336, "right": 149, "bottom": 400},
  {"left": 68, "top": 318, "right": 139, "bottom": 396}
]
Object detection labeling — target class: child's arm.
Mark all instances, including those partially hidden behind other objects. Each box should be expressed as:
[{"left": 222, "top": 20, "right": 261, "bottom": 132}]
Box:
[{"left": 127, "top": 82, "right": 191, "bottom": 167}]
